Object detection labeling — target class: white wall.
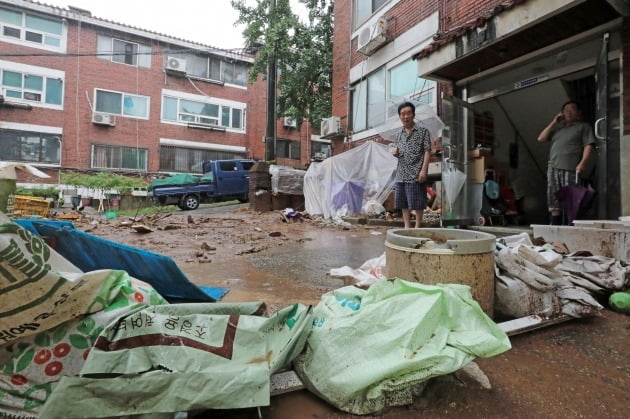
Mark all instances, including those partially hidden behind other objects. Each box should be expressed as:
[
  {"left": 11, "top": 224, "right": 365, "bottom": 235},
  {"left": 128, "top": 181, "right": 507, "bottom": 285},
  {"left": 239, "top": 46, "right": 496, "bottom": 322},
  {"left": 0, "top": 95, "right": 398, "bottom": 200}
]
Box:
[{"left": 472, "top": 79, "right": 571, "bottom": 223}]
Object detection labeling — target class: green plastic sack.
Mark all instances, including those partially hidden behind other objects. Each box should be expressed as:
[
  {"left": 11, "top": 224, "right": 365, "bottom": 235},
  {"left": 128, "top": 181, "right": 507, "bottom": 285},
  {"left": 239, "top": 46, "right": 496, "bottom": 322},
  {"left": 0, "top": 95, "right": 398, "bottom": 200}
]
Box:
[
  {"left": 39, "top": 303, "right": 312, "bottom": 418},
  {"left": 609, "top": 292, "right": 630, "bottom": 314},
  {"left": 294, "top": 279, "right": 511, "bottom": 415}
]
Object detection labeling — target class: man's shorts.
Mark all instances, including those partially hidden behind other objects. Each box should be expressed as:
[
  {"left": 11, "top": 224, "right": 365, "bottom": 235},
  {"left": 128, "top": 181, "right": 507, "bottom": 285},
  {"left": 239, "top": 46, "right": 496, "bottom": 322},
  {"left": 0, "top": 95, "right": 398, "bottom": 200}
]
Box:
[{"left": 394, "top": 182, "right": 427, "bottom": 210}]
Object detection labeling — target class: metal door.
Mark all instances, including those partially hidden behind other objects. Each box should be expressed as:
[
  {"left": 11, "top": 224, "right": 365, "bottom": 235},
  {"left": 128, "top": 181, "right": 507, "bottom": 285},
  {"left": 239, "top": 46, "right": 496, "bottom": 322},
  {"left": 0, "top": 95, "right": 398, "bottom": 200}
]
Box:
[
  {"left": 441, "top": 96, "right": 483, "bottom": 225},
  {"left": 593, "top": 32, "right": 621, "bottom": 219}
]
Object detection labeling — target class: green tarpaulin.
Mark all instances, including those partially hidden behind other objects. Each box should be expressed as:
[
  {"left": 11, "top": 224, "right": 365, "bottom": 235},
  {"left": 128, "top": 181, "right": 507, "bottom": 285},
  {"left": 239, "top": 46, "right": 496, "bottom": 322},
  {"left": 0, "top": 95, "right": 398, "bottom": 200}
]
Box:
[{"left": 148, "top": 173, "right": 213, "bottom": 191}]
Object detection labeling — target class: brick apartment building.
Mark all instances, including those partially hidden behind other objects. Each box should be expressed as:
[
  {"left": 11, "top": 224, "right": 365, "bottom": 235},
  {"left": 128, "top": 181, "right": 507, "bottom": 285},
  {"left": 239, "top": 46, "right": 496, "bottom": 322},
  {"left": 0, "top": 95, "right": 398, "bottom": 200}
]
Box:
[
  {"left": 330, "top": 0, "right": 628, "bottom": 223},
  {"left": 0, "top": 0, "right": 319, "bottom": 188}
]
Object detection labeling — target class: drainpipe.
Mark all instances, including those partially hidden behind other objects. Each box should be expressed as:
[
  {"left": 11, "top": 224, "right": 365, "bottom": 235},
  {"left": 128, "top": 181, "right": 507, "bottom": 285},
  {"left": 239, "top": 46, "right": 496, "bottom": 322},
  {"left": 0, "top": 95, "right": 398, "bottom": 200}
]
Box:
[{"left": 265, "top": 0, "right": 277, "bottom": 161}]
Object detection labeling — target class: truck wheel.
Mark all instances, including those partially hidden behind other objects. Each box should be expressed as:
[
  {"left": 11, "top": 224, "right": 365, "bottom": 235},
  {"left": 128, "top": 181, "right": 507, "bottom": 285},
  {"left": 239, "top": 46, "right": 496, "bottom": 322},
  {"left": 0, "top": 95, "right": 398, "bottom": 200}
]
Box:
[
  {"left": 157, "top": 196, "right": 167, "bottom": 205},
  {"left": 181, "top": 195, "right": 200, "bottom": 210},
  {"left": 237, "top": 194, "right": 249, "bottom": 203}
]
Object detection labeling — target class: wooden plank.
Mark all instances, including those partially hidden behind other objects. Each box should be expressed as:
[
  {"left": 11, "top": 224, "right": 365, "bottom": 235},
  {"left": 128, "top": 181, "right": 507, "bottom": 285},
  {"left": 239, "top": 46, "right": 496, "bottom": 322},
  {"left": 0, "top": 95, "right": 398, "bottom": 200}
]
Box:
[{"left": 498, "top": 314, "right": 573, "bottom": 336}]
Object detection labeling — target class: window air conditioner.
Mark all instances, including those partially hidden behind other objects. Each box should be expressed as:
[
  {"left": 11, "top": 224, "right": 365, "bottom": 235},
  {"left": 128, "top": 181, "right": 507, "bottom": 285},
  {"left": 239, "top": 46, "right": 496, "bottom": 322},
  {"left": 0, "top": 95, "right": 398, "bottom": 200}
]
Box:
[
  {"left": 283, "top": 116, "right": 297, "bottom": 128},
  {"left": 92, "top": 112, "right": 116, "bottom": 126},
  {"left": 320, "top": 116, "right": 341, "bottom": 138},
  {"left": 357, "top": 16, "right": 391, "bottom": 56},
  {"left": 165, "top": 56, "right": 187, "bottom": 76}
]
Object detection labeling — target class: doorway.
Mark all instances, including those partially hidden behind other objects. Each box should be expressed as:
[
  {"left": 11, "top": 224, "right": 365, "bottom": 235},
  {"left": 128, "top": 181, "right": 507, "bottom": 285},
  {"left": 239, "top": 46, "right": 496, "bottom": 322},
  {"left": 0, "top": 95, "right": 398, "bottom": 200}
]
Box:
[{"left": 461, "top": 33, "right": 622, "bottom": 223}]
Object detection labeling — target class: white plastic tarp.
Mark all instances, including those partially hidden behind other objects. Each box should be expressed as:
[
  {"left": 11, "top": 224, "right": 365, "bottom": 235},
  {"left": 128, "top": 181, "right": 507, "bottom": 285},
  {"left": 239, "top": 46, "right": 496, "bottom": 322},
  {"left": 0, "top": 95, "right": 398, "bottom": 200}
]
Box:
[
  {"left": 304, "top": 141, "right": 397, "bottom": 219},
  {"left": 378, "top": 103, "right": 444, "bottom": 143}
]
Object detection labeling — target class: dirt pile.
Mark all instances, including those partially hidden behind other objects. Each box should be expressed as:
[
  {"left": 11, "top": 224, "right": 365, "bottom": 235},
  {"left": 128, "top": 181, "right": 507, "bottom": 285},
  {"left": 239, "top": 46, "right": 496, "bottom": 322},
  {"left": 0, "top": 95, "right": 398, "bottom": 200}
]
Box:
[{"left": 71, "top": 207, "right": 359, "bottom": 265}]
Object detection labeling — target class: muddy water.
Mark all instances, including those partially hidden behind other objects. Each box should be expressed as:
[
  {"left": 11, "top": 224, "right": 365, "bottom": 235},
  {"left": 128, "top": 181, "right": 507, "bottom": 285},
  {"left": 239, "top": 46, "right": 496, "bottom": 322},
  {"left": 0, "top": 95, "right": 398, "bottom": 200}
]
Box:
[{"left": 180, "top": 229, "right": 387, "bottom": 309}]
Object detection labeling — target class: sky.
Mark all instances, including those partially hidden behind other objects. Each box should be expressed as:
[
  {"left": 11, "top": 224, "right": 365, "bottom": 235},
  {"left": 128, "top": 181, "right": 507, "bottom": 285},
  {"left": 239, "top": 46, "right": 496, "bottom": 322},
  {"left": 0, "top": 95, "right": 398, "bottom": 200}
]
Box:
[{"left": 38, "top": 0, "right": 264, "bottom": 50}]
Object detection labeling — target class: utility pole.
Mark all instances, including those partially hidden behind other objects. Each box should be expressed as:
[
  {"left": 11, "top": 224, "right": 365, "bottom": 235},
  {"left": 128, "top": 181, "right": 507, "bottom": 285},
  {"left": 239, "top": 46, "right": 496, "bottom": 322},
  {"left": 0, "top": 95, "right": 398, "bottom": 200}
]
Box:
[{"left": 265, "top": 0, "right": 277, "bottom": 161}]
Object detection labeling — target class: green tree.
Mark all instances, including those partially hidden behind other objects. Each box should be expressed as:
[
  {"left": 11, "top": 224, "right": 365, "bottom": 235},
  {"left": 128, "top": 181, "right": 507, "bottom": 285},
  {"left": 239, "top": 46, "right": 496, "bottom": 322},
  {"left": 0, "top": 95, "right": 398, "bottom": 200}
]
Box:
[{"left": 231, "top": 0, "right": 333, "bottom": 129}]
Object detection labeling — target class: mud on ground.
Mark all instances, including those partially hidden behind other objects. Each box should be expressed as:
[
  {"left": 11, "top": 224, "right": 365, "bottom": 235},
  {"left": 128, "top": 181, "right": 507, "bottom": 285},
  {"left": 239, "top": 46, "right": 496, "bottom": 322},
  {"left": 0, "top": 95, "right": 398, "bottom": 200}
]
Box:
[{"left": 75, "top": 207, "right": 364, "bottom": 265}]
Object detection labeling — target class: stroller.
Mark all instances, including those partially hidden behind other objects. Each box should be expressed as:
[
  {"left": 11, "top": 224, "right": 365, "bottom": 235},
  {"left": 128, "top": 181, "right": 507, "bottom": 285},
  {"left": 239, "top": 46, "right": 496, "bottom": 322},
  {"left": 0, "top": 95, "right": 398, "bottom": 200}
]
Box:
[{"left": 480, "top": 170, "right": 506, "bottom": 225}]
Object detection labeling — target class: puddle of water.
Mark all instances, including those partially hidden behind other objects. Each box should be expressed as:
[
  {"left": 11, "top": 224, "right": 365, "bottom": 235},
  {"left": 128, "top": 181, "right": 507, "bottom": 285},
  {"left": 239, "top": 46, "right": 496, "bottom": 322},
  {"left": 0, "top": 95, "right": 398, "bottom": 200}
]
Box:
[
  {"left": 180, "top": 228, "right": 387, "bottom": 308},
  {"left": 181, "top": 260, "right": 324, "bottom": 308}
]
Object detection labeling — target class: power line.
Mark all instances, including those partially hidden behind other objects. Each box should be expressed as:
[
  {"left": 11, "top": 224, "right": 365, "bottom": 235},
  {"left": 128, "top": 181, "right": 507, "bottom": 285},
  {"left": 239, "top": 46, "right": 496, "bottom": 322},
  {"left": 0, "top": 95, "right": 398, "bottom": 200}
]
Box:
[{"left": 0, "top": 47, "right": 249, "bottom": 58}]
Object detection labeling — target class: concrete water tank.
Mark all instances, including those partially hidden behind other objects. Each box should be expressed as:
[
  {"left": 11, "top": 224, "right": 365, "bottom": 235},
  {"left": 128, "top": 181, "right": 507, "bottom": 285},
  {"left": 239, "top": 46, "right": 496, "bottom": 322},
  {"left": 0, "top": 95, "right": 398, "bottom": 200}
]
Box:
[{"left": 385, "top": 228, "right": 496, "bottom": 316}]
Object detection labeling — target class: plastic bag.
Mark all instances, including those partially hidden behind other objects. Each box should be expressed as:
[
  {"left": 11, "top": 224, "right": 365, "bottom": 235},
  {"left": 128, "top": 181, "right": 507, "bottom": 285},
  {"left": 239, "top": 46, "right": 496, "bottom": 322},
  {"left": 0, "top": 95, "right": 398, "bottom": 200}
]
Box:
[{"left": 293, "top": 279, "right": 511, "bottom": 414}]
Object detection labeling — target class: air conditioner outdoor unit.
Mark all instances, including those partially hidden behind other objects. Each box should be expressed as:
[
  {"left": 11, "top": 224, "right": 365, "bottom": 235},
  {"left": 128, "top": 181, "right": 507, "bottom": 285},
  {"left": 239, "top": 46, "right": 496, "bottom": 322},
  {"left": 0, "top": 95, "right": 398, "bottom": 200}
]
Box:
[
  {"left": 165, "top": 56, "right": 187, "bottom": 76},
  {"left": 92, "top": 112, "right": 116, "bottom": 126},
  {"left": 320, "top": 116, "right": 341, "bottom": 138},
  {"left": 357, "top": 16, "right": 391, "bottom": 56},
  {"left": 283, "top": 116, "right": 297, "bottom": 128}
]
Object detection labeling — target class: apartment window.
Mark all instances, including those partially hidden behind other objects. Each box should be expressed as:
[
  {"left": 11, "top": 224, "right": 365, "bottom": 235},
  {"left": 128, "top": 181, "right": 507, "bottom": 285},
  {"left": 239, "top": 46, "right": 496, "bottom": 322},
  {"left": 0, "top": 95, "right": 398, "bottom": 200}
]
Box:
[
  {"left": 96, "top": 35, "right": 151, "bottom": 68},
  {"left": 222, "top": 61, "right": 248, "bottom": 86},
  {"left": 388, "top": 59, "right": 436, "bottom": 118},
  {"left": 311, "top": 141, "right": 331, "bottom": 158},
  {"left": 0, "top": 129, "right": 61, "bottom": 164},
  {"left": 185, "top": 54, "right": 222, "bottom": 81},
  {"left": 91, "top": 144, "right": 147, "bottom": 170},
  {"left": 162, "top": 95, "right": 245, "bottom": 130},
  {"left": 95, "top": 89, "right": 149, "bottom": 118},
  {"left": 0, "top": 6, "right": 63, "bottom": 48},
  {"left": 276, "top": 139, "right": 301, "bottom": 160},
  {"left": 1, "top": 69, "right": 63, "bottom": 106},
  {"left": 159, "top": 145, "right": 245, "bottom": 173},
  {"left": 351, "top": 67, "right": 385, "bottom": 132},
  {"left": 171, "top": 53, "right": 248, "bottom": 86},
  {"left": 354, "top": 0, "right": 388, "bottom": 28}
]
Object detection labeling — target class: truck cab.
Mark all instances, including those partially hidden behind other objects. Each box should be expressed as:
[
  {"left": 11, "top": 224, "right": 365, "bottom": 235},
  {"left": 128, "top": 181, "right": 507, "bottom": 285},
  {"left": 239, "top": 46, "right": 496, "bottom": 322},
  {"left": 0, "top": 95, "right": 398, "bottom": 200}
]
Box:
[{"left": 203, "top": 159, "right": 254, "bottom": 199}]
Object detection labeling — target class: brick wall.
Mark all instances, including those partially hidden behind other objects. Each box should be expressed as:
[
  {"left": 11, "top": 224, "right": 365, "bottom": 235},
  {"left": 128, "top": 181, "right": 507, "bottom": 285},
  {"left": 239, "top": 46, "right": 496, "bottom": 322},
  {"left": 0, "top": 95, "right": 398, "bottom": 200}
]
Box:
[
  {"left": 331, "top": 0, "right": 352, "bottom": 142},
  {"left": 348, "top": 0, "right": 440, "bottom": 68},
  {"left": 1, "top": 7, "right": 269, "bottom": 178},
  {"left": 440, "top": 0, "right": 507, "bottom": 30},
  {"left": 331, "top": 0, "right": 519, "bottom": 156}
]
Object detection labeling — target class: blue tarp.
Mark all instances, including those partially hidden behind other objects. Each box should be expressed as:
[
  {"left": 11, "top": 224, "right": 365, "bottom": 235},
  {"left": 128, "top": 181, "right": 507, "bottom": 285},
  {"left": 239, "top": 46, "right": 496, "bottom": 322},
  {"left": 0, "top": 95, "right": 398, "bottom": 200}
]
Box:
[{"left": 14, "top": 219, "right": 228, "bottom": 302}]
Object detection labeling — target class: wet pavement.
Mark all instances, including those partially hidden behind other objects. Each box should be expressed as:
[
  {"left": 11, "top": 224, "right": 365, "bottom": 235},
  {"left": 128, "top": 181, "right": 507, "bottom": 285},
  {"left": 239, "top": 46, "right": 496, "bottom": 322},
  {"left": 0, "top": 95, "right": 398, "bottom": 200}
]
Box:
[{"left": 180, "top": 228, "right": 387, "bottom": 309}]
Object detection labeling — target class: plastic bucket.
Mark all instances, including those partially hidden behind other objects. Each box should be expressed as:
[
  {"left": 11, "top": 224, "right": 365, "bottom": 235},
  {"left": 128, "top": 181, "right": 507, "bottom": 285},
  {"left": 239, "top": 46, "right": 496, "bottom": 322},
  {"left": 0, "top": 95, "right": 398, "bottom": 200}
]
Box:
[
  {"left": 0, "top": 178, "right": 16, "bottom": 214},
  {"left": 385, "top": 228, "right": 496, "bottom": 316}
]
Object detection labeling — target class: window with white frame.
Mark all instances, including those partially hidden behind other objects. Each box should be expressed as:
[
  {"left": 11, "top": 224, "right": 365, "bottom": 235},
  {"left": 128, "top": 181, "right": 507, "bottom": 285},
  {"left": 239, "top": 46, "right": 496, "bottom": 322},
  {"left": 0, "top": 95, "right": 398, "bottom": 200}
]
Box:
[
  {"left": 387, "top": 59, "right": 436, "bottom": 118},
  {"left": 91, "top": 144, "right": 147, "bottom": 170},
  {"left": 94, "top": 89, "right": 149, "bottom": 118},
  {"left": 311, "top": 141, "right": 331, "bottom": 158},
  {"left": 96, "top": 35, "right": 152, "bottom": 68},
  {"left": 221, "top": 60, "right": 248, "bottom": 86},
  {"left": 351, "top": 67, "right": 386, "bottom": 132},
  {"left": 159, "top": 145, "right": 245, "bottom": 173},
  {"left": 353, "top": 0, "right": 389, "bottom": 28},
  {"left": 0, "top": 6, "right": 64, "bottom": 49},
  {"left": 182, "top": 53, "right": 222, "bottom": 81},
  {"left": 162, "top": 95, "right": 245, "bottom": 130},
  {"left": 170, "top": 52, "right": 248, "bottom": 86},
  {"left": 351, "top": 60, "right": 437, "bottom": 134},
  {"left": 1, "top": 68, "right": 63, "bottom": 106},
  {"left": 276, "top": 139, "right": 301, "bottom": 160},
  {"left": 0, "top": 129, "right": 61, "bottom": 165}
]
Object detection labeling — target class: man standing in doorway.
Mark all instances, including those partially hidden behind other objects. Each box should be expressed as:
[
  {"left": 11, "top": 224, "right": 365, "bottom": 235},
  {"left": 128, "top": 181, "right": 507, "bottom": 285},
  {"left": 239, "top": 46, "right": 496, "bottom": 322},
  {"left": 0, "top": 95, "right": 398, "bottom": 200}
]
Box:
[
  {"left": 537, "top": 100, "right": 596, "bottom": 225},
  {"left": 391, "top": 101, "right": 431, "bottom": 228}
]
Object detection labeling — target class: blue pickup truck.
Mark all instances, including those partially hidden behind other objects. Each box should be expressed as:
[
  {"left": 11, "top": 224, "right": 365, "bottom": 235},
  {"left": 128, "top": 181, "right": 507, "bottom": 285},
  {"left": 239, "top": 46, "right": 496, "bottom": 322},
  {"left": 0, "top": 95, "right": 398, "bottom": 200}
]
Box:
[{"left": 148, "top": 159, "right": 255, "bottom": 210}]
